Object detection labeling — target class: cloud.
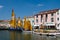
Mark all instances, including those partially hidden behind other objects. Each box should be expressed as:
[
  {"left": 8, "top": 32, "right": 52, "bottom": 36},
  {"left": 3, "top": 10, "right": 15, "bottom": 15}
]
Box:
[
  {"left": 0, "top": 5, "right": 4, "bottom": 8},
  {"left": 37, "top": 4, "right": 44, "bottom": 7}
]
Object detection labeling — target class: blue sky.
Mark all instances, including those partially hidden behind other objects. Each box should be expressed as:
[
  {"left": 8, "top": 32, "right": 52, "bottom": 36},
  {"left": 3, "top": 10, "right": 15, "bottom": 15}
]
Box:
[{"left": 0, "top": 0, "right": 60, "bottom": 20}]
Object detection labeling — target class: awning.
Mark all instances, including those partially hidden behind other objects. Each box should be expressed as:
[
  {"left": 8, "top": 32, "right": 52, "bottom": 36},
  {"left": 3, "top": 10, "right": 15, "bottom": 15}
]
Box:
[
  {"left": 33, "top": 25, "right": 40, "bottom": 29},
  {"left": 34, "top": 25, "right": 40, "bottom": 27},
  {"left": 44, "top": 22, "right": 55, "bottom": 26}
]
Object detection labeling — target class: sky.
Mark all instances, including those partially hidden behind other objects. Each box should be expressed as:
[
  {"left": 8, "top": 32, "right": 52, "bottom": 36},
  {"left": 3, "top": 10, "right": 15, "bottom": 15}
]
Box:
[{"left": 0, "top": 0, "right": 60, "bottom": 20}]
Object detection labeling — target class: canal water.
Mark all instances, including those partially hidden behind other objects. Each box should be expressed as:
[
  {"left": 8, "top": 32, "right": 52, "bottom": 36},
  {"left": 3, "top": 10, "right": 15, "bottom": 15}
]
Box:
[{"left": 0, "top": 30, "right": 60, "bottom": 40}]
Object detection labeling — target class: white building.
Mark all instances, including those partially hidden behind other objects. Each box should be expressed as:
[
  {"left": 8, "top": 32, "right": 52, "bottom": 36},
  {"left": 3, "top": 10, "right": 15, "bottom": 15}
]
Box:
[{"left": 34, "top": 9, "right": 60, "bottom": 30}]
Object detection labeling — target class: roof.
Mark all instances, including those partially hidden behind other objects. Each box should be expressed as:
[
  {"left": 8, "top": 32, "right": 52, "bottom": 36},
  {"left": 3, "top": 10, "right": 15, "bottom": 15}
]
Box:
[
  {"left": 0, "top": 20, "right": 9, "bottom": 22},
  {"left": 34, "top": 9, "right": 59, "bottom": 16}
]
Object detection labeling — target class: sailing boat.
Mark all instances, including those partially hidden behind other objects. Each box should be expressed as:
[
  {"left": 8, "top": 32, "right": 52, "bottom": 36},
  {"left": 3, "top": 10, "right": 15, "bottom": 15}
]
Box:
[
  {"left": 23, "top": 16, "right": 32, "bottom": 31},
  {"left": 24, "top": 16, "right": 28, "bottom": 30},
  {"left": 9, "top": 9, "right": 23, "bottom": 31},
  {"left": 16, "top": 17, "right": 23, "bottom": 31},
  {"left": 9, "top": 9, "right": 16, "bottom": 30}
]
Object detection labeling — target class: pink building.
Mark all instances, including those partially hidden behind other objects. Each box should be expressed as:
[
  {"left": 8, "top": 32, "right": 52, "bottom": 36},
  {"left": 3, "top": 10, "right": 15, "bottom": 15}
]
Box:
[{"left": 34, "top": 9, "right": 60, "bottom": 30}]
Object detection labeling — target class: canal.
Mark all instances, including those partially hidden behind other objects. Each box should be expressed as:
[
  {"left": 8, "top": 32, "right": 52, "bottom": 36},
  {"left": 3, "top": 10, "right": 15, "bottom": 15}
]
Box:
[{"left": 0, "top": 30, "right": 60, "bottom": 40}]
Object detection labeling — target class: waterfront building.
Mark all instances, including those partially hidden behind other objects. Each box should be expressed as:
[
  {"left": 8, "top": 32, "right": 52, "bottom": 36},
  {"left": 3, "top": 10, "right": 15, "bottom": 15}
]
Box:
[
  {"left": 34, "top": 9, "right": 60, "bottom": 30},
  {"left": 0, "top": 20, "right": 10, "bottom": 28}
]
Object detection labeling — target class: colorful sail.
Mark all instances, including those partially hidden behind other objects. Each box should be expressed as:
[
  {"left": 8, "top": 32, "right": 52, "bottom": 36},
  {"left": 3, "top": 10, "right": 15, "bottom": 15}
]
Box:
[
  {"left": 9, "top": 9, "right": 16, "bottom": 28},
  {"left": 17, "top": 17, "right": 22, "bottom": 27},
  {"left": 24, "top": 16, "right": 32, "bottom": 31}
]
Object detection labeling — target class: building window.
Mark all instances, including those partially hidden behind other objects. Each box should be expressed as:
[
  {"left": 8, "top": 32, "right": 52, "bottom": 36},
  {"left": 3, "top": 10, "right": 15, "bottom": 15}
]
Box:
[
  {"left": 51, "top": 18, "right": 54, "bottom": 22},
  {"left": 36, "top": 15, "right": 38, "bottom": 18},
  {"left": 57, "top": 24, "right": 59, "bottom": 27},
  {"left": 57, "top": 18, "right": 59, "bottom": 21},
  {"left": 36, "top": 19, "right": 38, "bottom": 23},
  {"left": 57, "top": 12, "right": 59, "bottom": 15},
  {"left": 45, "top": 14, "right": 47, "bottom": 22},
  {"left": 32, "top": 20, "right": 34, "bottom": 23},
  {"left": 41, "top": 15, "right": 43, "bottom": 22},
  {"left": 51, "top": 13, "right": 54, "bottom": 16}
]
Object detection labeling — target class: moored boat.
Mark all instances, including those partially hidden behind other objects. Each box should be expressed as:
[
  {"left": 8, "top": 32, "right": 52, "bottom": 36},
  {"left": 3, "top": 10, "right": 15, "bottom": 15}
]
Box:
[{"left": 9, "top": 9, "right": 23, "bottom": 32}]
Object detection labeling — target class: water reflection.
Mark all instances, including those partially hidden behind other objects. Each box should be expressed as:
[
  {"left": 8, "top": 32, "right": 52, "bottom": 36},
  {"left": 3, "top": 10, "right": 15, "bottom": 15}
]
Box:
[
  {"left": 56, "top": 36, "right": 60, "bottom": 40},
  {"left": 32, "top": 34, "right": 60, "bottom": 40},
  {"left": 9, "top": 31, "right": 32, "bottom": 40},
  {"left": 47, "top": 36, "right": 57, "bottom": 40},
  {"left": 23, "top": 33, "right": 32, "bottom": 40},
  {"left": 10, "top": 31, "right": 16, "bottom": 40},
  {"left": 33, "top": 35, "right": 47, "bottom": 40},
  {"left": 0, "top": 31, "right": 60, "bottom": 40}
]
